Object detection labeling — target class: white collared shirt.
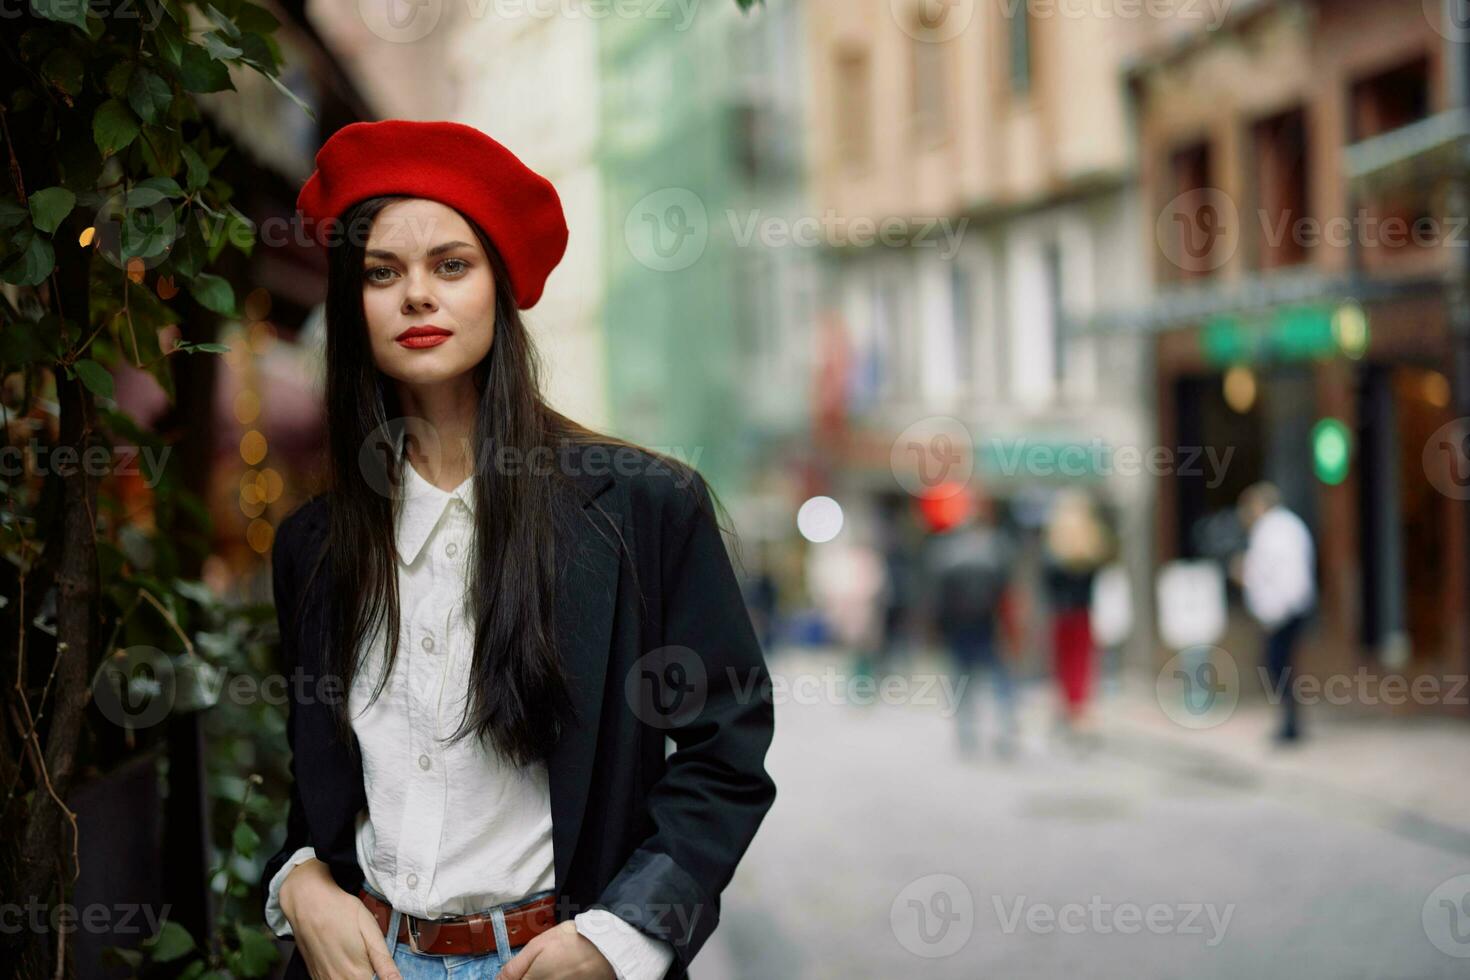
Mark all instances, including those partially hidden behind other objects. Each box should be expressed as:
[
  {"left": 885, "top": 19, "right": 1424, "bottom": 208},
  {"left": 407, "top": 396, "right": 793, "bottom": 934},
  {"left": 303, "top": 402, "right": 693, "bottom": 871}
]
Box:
[
  {"left": 264, "top": 460, "right": 675, "bottom": 980},
  {"left": 1242, "top": 505, "right": 1316, "bottom": 629}
]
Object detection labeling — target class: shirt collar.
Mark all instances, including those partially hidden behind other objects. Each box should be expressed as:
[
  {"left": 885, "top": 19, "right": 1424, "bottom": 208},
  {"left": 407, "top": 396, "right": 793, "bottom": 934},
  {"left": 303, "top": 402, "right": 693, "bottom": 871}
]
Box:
[{"left": 393, "top": 428, "right": 474, "bottom": 566}]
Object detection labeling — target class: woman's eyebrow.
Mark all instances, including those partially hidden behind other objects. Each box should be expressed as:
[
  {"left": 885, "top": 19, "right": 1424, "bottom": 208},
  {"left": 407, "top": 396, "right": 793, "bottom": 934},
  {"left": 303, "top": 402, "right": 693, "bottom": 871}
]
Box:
[{"left": 364, "top": 241, "right": 473, "bottom": 261}]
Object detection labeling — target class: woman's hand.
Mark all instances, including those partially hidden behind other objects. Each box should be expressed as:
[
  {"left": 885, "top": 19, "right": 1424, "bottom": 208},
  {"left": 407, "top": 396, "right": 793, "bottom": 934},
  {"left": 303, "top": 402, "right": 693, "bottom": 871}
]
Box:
[
  {"left": 498, "top": 921, "right": 616, "bottom": 980},
  {"left": 280, "top": 859, "right": 402, "bottom": 980}
]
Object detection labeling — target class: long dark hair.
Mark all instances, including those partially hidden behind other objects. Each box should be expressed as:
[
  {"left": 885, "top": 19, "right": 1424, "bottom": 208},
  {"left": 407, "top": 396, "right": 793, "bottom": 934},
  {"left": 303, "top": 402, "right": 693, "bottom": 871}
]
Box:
[{"left": 313, "top": 194, "right": 695, "bottom": 768}]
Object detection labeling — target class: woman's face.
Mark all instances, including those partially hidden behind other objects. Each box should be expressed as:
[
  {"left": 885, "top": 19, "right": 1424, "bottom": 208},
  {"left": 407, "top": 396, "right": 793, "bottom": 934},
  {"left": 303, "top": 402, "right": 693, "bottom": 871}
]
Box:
[{"left": 360, "top": 198, "right": 496, "bottom": 386}]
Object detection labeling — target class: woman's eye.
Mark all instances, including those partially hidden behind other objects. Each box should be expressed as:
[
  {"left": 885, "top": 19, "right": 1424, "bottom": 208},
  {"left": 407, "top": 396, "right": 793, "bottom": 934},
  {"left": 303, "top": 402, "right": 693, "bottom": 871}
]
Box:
[
  {"left": 364, "top": 266, "right": 396, "bottom": 284},
  {"left": 438, "top": 258, "right": 468, "bottom": 276}
]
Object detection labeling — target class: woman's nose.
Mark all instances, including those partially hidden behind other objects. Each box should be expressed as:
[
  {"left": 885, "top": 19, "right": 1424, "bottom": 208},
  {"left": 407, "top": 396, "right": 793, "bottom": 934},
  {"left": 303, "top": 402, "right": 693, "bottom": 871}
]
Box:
[{"left": 402, "top": 279, "right": 438, "bottom": 314}]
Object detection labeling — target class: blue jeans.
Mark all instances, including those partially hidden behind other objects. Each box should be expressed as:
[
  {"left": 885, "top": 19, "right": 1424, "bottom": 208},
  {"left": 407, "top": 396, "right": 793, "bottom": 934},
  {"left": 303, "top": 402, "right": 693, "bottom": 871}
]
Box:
[
  {"left": 946, "top": 623, "right": 1017, "bottom": 752},
  {"left": 366, "top": 880, "right": 549, "bottom": 979}
]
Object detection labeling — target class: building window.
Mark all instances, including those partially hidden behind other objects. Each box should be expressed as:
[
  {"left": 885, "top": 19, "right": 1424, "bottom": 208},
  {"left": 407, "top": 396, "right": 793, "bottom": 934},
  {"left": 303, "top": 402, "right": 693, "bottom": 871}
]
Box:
[
  {"left": 1350, "top": 56, "right": 1434, "bottom": 270},
  {"left": 1044, "top": 241, "right": 1065, "bottom": 394},
  {"left": 1162, "top": 140, "right": 1217, "bottom": 282},
  {"left": 911, "top": 33, "right": 949, "bottom": 144},
  {"left": 835, "top": 46, "right": 872, "bottom": 170},
  {"left": 950, "top": 262, "right": 973, "bottom": 392},
  {"left": 1250, "top": 107, "right": 1310, "bottom": 271},
  {"left": 1008, "top": 5, "right": 1032, "bottom": 96},
  {"left": 1350, "top": 56, "right": 1431, "bottom": 141}
]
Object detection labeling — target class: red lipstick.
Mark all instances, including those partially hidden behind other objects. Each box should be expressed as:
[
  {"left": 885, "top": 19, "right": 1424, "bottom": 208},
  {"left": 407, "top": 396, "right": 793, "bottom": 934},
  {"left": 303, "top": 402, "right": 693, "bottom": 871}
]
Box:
[{"left": 396, "top": 325, "right": 453, "bottom": 349}]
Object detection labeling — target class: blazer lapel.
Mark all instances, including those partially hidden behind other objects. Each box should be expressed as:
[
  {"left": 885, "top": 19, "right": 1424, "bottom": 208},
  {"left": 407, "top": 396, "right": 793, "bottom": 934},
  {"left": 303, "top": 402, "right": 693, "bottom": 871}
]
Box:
[{"left": 547, "top": 458, "right": 621, "bottom": 893}]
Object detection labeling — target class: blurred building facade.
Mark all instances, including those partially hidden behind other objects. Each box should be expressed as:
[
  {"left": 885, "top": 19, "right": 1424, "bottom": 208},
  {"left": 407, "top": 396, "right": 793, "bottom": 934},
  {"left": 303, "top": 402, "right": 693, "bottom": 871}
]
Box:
[
  {"left": 599, "top": 0, "right": 814, "bottom": 498},
  {"left": 803, "top": 0, "right": 1154, "bottom": 666},
  {"left": 1083, "top": 0, "right": 1466, "bottom": 697}
]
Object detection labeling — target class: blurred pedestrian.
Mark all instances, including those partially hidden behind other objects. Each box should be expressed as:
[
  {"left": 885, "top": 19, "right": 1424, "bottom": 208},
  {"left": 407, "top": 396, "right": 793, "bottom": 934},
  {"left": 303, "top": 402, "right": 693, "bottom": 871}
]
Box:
[
  {"left": 1235, "top": 482, "right": 1316, "bottom": 744},
  {"left": 806, "top": 533, "right": 887, "bottom": 671},
  {"left": 1042, "top": 490, "right": 1112, "bottom": 745},
  {"left": 925, "top": 493, "right": 1019, "bottom": 759}
]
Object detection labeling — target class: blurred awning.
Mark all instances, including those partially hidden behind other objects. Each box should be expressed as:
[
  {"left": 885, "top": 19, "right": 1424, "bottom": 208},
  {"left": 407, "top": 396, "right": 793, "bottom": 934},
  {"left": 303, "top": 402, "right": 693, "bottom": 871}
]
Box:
[
  {"left": 1066, "top": 270, "right": 1444, "bottom": 336},
  {"left": 1344, "top": 109, "right": 1470, "bottom": 196}
]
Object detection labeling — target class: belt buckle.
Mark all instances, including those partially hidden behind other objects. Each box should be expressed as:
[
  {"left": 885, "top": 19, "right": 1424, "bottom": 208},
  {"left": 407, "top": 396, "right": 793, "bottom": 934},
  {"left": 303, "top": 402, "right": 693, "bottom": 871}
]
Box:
[{"left": 406, "top": 915, "right": 428, "bottom": 955}]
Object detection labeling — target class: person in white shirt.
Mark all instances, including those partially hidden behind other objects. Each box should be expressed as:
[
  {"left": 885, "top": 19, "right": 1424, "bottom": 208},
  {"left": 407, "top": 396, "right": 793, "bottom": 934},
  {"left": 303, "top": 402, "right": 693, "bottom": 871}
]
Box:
[
  {"left": 266, "top": 121, "right": 776, "bottom": 980},
  {"left": 1236, "top": 482, "right": 1316, "bottom": 743}
]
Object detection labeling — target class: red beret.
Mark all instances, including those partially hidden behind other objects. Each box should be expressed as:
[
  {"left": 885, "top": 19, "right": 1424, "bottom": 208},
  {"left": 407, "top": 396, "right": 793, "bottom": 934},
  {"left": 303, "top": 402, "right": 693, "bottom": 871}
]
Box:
[{"left": 296, "top": 120, "right": 569, "bottom": 309}]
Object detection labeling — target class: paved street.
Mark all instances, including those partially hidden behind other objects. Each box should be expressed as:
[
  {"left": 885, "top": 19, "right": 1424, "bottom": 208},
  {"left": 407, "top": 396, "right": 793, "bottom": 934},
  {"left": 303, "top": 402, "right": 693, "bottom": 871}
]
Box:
[{"left": 701, "top": 648, "right": 1470, "bottom": 980}]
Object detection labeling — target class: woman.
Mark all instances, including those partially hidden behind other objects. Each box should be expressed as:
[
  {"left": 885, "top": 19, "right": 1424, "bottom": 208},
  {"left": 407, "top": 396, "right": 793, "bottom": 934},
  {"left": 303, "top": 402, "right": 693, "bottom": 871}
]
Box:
[
  {"left": 261, "top": 120, "right": 777, "bottom": 980},
  {"left": 1041, "top": 489, "right": 1111, "bottom": 744}
]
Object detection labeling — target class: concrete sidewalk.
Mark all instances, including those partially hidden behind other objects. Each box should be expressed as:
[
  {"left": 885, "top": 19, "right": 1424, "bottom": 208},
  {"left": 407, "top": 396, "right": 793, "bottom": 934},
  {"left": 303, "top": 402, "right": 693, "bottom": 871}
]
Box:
[{"left": 1095, "top": 670, "right": 1470, "bottom": 855}]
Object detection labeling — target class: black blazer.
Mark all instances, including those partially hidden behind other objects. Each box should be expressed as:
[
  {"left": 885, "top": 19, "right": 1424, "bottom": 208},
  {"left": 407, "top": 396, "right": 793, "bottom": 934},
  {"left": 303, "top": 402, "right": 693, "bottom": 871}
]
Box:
[{"left": 261, "top": 442, "right": 777, "bottom": 980}]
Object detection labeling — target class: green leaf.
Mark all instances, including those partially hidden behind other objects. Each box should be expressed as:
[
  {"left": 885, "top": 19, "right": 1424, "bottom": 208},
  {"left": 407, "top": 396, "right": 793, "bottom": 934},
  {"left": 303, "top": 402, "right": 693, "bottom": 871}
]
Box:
[
  {"left": 223, "top": 205, "right": 255, "bottom": 256},
  {"left": 233, "top": 924, "right": 279, "bottom": 978},
  {"left": 231, "top": 821, "right": 259, "bottom": 857},
  {"left": 181, "top": 145, "right": 210, "bottom": 192},
  {"left": 235, "top": 2, "right": 280, "bottom": 32},
  {"left": 179, "top": 44, "right": 233, "bottom": 93},
  {"left": 105, "top": 61, "right": 135, "bottom": 98},
  {"left": 143, "top": 921, "right": 196, "bottom": 964},
  {"left": 128, "top": 70, "right": 173, "bottom": 124},
  {"left": 203, "top": 3, "right": 241, "bottom": 37},
  {"left": 0, "top": 199, "right": 31, "bottom": 230},
  {"left": 236, "top": 32, "right": 278, "bottom": 74},
  {"left": 175, "top": 341, "right": 231, "bottom": 354},
  {"left": 30, "top": 0, "right": 89, "bottom": 31},
  {"left": 201, "top": 32, "right": 243, "bottom": 61},
  {"left": 29, "top": 187, "right": 76, "bottom": 234},
  {"left": 0, "top": 315, "right": 63, "bottom": 366},
  {"left": 74, "top": 358, "right": 114, "bottom": 399},
  {"left": 93, "top": 99, "right": 139, "bottom": 157},
  {"left": 155, "top": 18, "right": 185, "bottom": 65},
  {"left": 188, "top": 273, "right": 236, "bottom": 316},
  {"left": 121, "top": 204, "right": 178, "bottom": 261},
  {"left": 1, "top": 235, "right": 55, "bottom": 286},
  {"left": 137, "top": 176, "right": 185, "bottom": 199},
  {"left": 266, "top": 72, "right": 316, "bottom": 123},
  {"left": 42, "top": 49, "right": 85, "bottom": 96},
  {"left": 168, "top": 214, "right": 206, "bottom": 278}
]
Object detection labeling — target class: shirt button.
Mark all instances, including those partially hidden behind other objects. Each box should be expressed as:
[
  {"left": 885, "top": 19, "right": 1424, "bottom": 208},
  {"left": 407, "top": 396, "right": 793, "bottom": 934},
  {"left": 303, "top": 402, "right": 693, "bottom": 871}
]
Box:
[
  {"left": 421, "top": 635, "right": 434, "bottom": 653},
  {"left": 406, "top": 873, "right": 418, "bottom": 890},
  {"left": 418, "top": 753, "right": 431, "bottom": 771},
  {"left": 446, "top": 542, "right": 458, "bottom": 558}
]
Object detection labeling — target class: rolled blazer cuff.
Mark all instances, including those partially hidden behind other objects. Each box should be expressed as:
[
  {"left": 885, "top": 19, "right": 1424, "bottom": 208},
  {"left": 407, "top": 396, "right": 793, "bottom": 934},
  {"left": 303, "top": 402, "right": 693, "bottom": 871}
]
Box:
[{"left": 592, "top": 849, "right": 716, "bottom": 975}]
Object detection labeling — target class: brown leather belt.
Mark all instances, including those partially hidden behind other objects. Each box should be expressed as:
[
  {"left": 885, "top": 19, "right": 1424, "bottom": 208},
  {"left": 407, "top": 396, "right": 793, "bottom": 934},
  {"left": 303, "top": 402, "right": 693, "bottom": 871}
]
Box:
[{"left": 357, "top": 887, "right": 557, "bottom": 956}]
